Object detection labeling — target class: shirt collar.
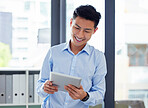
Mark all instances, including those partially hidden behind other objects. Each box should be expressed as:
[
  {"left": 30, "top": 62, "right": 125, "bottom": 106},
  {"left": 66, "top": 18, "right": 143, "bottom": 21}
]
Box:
[
  {"left": 62, "top": 41, "right": 71, "bottom": 52},
  {"left": 62, "top": 40, "right": 90, "bottom": 55},
  {"left": 82, "top": 43, "right": 90, "bottom": 55}
]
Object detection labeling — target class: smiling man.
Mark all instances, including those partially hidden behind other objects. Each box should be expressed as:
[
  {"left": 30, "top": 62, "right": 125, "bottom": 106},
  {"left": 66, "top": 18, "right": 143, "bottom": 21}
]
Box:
[
  {"left": 36, "top": 5, "right": 107, "bottom": 108},
  {"left": 70, "top": 16, "right": 98, "bottom": 55}
]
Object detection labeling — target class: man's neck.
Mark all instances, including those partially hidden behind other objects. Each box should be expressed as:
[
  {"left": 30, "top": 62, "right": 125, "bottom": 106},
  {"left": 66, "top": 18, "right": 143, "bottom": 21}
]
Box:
[{"left": 70, "top": 41, "right": 86, "bottom": 55}]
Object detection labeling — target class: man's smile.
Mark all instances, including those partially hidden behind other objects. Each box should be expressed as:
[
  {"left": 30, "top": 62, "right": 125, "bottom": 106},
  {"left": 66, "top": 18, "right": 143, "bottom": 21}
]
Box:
[{"left": 74, "top": 35, "right": 84, "bottom": 42}]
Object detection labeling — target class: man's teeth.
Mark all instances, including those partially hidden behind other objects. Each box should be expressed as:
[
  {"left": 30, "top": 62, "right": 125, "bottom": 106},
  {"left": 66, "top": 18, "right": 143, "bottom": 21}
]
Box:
[{"left": 75, "top": 36, "right": 82, "bottom": 41}]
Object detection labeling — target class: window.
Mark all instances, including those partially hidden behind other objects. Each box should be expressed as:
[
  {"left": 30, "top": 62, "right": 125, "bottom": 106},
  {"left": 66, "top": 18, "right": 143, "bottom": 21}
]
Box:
[
  {"left": 128, "top": 44, "right": 148, "bottom": 66},
  {"left": 115, "top": 0, "right": 148, "bottom": 107},
  {"left": 0, "top": 0, "right": 51, "bottom": 68}
]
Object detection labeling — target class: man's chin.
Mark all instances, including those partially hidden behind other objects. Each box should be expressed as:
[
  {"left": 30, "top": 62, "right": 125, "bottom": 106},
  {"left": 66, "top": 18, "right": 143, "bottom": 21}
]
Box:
[
  {"left": 74, "top": 43, "right": 86, "bottom": 47},
  {"left": 71, "top": 39, "right": 86, "bottom": 47}
]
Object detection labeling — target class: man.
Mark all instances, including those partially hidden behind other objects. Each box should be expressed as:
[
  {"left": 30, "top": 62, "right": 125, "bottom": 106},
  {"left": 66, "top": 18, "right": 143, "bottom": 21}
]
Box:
[{"left": 36, "top": 5, "right": 107, "bottom": 108}]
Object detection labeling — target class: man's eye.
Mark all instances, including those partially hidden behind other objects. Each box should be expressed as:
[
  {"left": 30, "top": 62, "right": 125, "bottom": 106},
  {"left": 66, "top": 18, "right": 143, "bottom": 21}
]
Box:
[
  {"left": 75, "top": 27, "right": 80, "bottom": 29},
  {"left": 85, "top": 31, "right": 90, "bottom": 33}
]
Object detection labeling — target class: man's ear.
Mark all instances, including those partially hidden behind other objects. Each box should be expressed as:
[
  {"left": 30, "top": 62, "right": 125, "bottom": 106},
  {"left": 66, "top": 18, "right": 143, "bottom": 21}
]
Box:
[
  {"left": 70, "top": 18, "right": 73, "bottom": 27},
  {"left": 93, "top": 27, "right": 98, "bottom": 34}
]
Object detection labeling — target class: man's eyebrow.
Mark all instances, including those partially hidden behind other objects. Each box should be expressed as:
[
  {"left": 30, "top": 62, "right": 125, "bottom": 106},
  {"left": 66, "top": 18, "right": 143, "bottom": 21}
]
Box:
[
  {"left": 75, "top": 24, "right": 92, "bottom": 30},
  {"left": 75, "top": 24, "right": 81, "bottom": 28}
]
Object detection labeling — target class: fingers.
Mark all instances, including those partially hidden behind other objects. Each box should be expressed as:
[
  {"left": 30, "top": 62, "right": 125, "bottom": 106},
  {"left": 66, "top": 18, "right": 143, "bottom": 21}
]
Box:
[
  {"left": 44, "top": 88, "right": 55, "bottom": 94},
  {"left": 69, "top": 92, "right": 77, "bottom": 100},
  {"left": 43, "top": 80, "right": 58, "bottom": 94},
  {"left": 79, "top": 85, "right": 83, "bottom": 89},
  {"left": 64, "top": 85, "right": 80, "bottom": 100},
  {"left": 64, "top": 85, "right": 77, "bottom": 99},
  {"left": 64, "top": 84, "right": 87, "bottom": 100},
  {"left": 65, "top": 85, "right": 77, "bottom": 92},
  {"left": 46, "top": 83, "right": 58, "bottom": 91}
]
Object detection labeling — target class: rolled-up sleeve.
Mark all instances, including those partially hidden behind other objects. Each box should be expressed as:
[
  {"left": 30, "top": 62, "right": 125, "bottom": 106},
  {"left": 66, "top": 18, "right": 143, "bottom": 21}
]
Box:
[
  {"left": 36, "top": 49, "right": 53, "bottom": 98},
  {"left": 83, "top": 53, "right": 107, "bottom": 106}
]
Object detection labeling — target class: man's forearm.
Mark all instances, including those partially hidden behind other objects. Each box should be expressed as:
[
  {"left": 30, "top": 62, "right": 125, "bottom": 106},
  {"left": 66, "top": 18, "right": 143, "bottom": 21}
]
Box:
[{"left": 36, "top": 80, "right": 49, "bottom": 98}]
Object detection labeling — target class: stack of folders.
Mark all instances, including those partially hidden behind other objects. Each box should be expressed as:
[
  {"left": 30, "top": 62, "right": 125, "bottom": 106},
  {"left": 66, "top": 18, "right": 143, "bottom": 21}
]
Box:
[{"left": 0, "top": 74, "right": 42, "bottom": 104}]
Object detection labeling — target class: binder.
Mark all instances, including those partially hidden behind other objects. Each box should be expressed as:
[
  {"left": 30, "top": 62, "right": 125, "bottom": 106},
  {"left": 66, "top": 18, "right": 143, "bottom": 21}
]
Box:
[
  {"left": 28, "top": 74, "right": 34, "bottom": 103},
  {"left": 6, "top": 75, "right": 13, "bottom": 103},
  {"left": 19, "top": 74, "right": 26, "bottom": 104},
  {"left": 13, "top": 74, "right": 20, "bottom": 104},
  {"left": 0, "top": 75, "right": 6, "bottom": 103},
  {"left": 34, "top": 74, "right": 39, "bottom": 103}
]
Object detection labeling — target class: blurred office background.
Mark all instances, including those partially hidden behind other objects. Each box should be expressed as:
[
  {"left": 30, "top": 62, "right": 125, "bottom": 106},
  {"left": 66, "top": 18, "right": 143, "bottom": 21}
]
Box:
[
  {"left": 115, "top": 0, "right": 148, "bottom": 107},
  {"left": 0, "top": 0, "right": 51, "bottom": 68},
  {"left": 0, "top": 0, "right": 148, "bottom": 107}
]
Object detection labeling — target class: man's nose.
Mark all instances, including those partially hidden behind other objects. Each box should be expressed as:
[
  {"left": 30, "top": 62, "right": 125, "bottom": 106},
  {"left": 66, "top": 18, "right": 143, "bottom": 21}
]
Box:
[{"left": 77, "top": 29, "right": 85, "bottom": 38}]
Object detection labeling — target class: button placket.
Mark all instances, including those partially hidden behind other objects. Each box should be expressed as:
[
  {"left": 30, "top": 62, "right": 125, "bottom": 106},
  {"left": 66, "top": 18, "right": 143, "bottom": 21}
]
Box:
[{"left": 70, "top": 55, "right": 77, "bottom": 75}]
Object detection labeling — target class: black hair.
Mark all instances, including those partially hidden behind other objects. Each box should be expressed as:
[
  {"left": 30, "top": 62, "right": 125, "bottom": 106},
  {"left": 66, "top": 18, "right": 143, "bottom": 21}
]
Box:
[{"left": 73, "top": 5, "right": 101, "bottom": 28}]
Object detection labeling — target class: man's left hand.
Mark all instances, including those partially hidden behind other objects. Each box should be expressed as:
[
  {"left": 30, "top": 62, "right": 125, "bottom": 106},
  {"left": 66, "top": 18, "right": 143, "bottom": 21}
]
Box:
[{"left": 64, "top": 84, "right": 87, "bottom": 100}]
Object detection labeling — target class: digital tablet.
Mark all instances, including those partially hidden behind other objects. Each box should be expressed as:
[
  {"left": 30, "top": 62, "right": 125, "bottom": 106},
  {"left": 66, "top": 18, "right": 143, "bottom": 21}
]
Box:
[{"left": 50, "top": 72, "right": 82, "bottom": 92}]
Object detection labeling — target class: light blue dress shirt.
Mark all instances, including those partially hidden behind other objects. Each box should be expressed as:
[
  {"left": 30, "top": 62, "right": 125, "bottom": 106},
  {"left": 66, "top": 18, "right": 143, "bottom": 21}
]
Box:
[{"left": 36, "top": 42, "right": 107, "bottom": 108}]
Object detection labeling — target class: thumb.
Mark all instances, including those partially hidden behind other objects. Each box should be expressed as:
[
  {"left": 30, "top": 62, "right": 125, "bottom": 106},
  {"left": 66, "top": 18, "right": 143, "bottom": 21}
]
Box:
[
  {"left": 79, "top": 85, "right": 83, "bottom": 89},
  {"left": 49, "top": 81, "right": 53, "bottom": 85}
]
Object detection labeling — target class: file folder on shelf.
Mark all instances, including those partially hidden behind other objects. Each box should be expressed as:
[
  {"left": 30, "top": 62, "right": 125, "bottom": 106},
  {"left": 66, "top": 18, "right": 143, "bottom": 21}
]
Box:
[
  {"left": 6, "top": 75, "right": 13, "bottom": 103},
  {"left": 19, "top": 74, "right": 26, "bottom": 104},
  {"left": 13, "top": 74, "right": 20, "bottom": 104},
  {"left": 28, "top": 74, "right": 34, "bottom": 103},
  {"left": 34, "top": 74, "right": 39, "bottom": 103},
  {"left": 0, "top": 75, "right": 6, "bottom": 103}
]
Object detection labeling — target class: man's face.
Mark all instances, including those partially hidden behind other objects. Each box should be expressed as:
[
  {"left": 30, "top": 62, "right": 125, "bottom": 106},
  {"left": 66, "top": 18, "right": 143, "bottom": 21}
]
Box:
[{"left": 70, "top": 16, "right": 98, "bottom": 48}]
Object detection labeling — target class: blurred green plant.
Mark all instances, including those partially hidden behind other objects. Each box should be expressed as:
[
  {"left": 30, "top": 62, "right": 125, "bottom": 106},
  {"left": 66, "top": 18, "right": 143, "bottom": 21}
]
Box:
[{"left": 0, "top": 42, "right": 12, "bottom": 67}]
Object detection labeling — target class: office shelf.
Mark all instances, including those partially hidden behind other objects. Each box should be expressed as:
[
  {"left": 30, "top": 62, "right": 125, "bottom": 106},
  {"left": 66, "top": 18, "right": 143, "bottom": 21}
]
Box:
[
  {"left": 0, "top": 68, "right": 41, "bottom": 108},
  {"left": 0, "top": 106, "right": 26, "bottom": 108}
]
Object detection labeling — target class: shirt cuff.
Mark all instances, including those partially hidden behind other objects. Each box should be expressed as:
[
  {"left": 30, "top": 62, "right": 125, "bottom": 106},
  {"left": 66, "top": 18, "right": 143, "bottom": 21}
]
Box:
[
  {"left": 82, "top": 92, "right": 92, "bottom": 104},
  {"left": 82, "top": 92, "right": 104, "bottom": 106},
  {"left": 41, "top": 84, "right": 45, "bottom": 92},
  {"left": 38, "top": 82, "right": 49, "bottom": 98}
]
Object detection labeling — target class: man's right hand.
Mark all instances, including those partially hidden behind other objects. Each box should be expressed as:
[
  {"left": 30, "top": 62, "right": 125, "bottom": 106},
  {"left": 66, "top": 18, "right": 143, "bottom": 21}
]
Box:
[{"left": 43, "top": 80, "right": 58, "bottom": 94}]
